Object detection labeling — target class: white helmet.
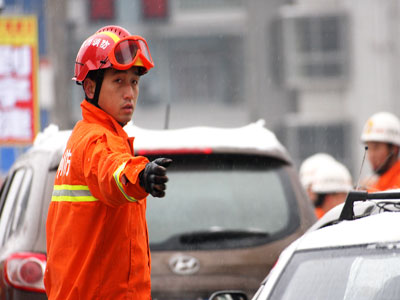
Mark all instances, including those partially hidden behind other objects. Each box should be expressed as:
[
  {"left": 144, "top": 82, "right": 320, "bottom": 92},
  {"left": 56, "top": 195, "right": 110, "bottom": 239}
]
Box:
[
  {"left": 299, "top": 153, "right": 336, "bottom": 189},
  {"left": 311, "top": 160, "right": 353, "bottom": 194},
  {"left": 361, "top": 112, "right": 400, "bottom": 146}
]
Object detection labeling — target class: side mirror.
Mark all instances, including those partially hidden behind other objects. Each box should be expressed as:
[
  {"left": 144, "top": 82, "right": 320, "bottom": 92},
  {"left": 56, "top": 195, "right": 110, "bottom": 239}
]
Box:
[{"left": 209, "top": 290, "right": 248, "bottom": 300}]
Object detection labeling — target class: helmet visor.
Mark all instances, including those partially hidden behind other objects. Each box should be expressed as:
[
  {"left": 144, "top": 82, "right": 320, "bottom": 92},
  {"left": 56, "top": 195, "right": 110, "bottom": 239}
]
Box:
[
  {"left": 114, "top": 40, "right": 139, "bottom": 65},
  {"left": 108, "top": 36, "right": 154, "bottom": 71}
]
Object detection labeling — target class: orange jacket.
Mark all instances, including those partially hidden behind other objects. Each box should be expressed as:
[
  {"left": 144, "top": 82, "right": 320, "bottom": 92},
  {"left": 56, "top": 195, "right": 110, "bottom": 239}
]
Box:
[
  {"left": 315, "top": 207, "right": 325, "bottom": 219},
  {"left": 368, "top": 160, "right": 400, "bottom": 192},
  {"left": 44, "top": 100, "right": 151, "bottom": 300}
]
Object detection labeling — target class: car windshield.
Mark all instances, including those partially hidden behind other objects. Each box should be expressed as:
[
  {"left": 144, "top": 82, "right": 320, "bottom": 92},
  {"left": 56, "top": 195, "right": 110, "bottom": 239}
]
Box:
[
  {"left": 267, "top": 244, "right": 400, "bottom": 300},
  {"left": 145, "top": 153, "right": 300, "bottom": 250}
]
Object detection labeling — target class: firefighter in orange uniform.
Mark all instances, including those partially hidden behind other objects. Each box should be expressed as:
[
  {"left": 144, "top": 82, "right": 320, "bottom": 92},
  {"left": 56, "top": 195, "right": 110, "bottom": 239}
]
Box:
[
  {"left": 44, "top": 25, "right": 172, "bottom": 300},
  {"left": 360, "top": 112, "right": 400, "bottom": 192}
]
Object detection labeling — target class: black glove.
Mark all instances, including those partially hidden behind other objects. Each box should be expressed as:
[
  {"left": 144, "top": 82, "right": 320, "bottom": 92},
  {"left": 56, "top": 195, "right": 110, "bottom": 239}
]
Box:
[{"left": 139, "top": 158, "right": 172, "bottom": 198}]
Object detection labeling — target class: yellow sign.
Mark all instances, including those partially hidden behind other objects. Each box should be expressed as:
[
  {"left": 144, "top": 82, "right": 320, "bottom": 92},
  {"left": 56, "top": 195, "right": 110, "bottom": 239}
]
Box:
[
  {"left": 0, "top": 16, "right": 39, "bottom": 144},
  {"left": 0, "top": 16, "right": 37, "bottom": 45}
]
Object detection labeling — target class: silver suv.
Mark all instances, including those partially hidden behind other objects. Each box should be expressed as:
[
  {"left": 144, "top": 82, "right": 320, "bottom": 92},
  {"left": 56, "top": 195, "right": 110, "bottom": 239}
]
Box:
[{"left": 0, "top": 121, "right": 316, "bottom": 299}]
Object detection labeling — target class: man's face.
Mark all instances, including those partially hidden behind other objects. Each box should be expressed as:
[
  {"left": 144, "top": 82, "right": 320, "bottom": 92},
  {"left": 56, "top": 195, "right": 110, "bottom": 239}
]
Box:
[
  {"left": 322, "top": 193, "right": 347, "bottom": 213},
  {"left": 366, "top": 141, "right": 392, "bottom": 172},
  {"left": 98, "top": 67, "right": 140, "bottom": 126}
]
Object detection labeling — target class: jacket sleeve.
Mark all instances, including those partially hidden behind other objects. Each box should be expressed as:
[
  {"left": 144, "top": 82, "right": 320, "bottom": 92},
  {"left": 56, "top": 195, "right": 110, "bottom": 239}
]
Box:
[{"left": 83, "top": 133, "right": 149, "bottom": 207}]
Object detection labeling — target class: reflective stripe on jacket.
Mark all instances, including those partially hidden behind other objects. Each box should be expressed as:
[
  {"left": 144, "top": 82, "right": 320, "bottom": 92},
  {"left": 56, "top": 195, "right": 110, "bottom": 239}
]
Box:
[
  {"left": 369, "top": 160, "right": 400, "bottom": 192},
  {"left": 44, "top": 100, "right": 151, "bottom": 300}
]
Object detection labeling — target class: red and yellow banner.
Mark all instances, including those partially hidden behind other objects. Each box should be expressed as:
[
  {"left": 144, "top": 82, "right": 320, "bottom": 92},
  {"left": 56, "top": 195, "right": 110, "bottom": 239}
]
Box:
[{"left": 0, "top": 16, "right": 39, "bottom": 144}]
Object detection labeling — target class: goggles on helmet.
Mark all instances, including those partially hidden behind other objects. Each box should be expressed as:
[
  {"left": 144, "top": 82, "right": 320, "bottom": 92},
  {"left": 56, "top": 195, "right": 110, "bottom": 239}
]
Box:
[{"left": 106, "top": 35, "right": 154, "bottom": 71}]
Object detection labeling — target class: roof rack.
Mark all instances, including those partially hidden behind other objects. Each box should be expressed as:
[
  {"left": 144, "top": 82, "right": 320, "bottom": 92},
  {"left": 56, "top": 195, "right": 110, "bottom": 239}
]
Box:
[{"left": 339, "top": 191, "right": 400, "bottom": 221}]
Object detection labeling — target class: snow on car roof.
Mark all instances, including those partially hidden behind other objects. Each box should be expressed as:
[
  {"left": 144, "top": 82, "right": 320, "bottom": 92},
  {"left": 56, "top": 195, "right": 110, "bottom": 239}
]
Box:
[
  {"left": 125, "top": 119, "right": 291, "bottom": 162},
  {"left": 32, "top": 120, "right": 291, "bottom": 163},
  {"left": 297, "top": 212, "right": 400, "bottom": 250},
  {"left": 32, "top": 124, "right": 71, "bottom": 153}
]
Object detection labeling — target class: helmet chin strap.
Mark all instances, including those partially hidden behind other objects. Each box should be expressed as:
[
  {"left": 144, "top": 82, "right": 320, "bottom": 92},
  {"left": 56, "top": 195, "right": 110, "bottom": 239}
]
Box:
[
  {"left": 84, "top": 68, "right": 125, "bottom": 127},
  {"left": 86, "top": 69, "right": 105, "bottom": 108},
  {"left": 375, "top": 146, "right": 396, "bottom": 175}
]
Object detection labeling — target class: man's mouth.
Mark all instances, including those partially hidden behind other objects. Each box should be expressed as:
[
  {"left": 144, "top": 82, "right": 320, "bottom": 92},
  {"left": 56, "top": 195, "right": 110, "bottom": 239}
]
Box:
[{"left": 122, "top": 103, "right": 133, "bottom": 111}]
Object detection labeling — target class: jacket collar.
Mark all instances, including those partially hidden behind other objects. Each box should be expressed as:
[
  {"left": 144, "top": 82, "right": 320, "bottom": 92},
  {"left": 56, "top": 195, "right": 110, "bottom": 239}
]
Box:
[
  {"left": 380, "top": 160, "right": 400, "bottom": 180},
  {"left": 81, "top": 100, "right": 129, "bottom": 139},
  {"left": 375, "top": 160, "right": 400, "bottom": 190}
]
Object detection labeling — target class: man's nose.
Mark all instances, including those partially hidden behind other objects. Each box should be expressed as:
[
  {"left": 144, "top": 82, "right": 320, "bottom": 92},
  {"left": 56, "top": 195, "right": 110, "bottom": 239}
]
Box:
[{"left": 123, "top": 85, "right": 136, "bottom": 100}]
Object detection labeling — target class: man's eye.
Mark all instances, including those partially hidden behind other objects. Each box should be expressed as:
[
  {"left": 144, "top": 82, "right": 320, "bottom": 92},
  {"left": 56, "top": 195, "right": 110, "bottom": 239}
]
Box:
[{"left": 132, "top": 80, "right": 138, "bottom": 85}]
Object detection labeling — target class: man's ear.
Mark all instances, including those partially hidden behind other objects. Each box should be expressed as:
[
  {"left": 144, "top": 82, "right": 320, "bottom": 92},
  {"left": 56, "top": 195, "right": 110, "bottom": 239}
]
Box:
[
  {"left": 83, "top": 78, "right": 96, "bottom": 99},
  {"left": 393, "top": 145, "right": 400, "bottom": 158}
]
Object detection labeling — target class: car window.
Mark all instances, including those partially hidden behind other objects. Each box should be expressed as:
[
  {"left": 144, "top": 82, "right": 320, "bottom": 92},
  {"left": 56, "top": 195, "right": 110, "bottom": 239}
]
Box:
[
  {"left": 146, "top": 154, "right": 299, "bottom": 250},
  {"left": 43, "top": 169, "right": 57, "bottom": 209},
  {"left": 267, "top": 246, "right": 400, "bottom": 300},
  {"left": 0, "top": 167, "right": 33, "bottom": 245},
  {"left": 0, "top": 175, "right": 9, "bottom": 203},
  {"left": 35, "top": 169, "right": 58, "bottom": 252}
]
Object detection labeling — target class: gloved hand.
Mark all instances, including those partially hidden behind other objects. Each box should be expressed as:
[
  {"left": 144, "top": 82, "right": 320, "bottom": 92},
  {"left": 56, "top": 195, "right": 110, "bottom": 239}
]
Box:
[{"left": 139, "top": 158, "right": 172, "bottom": 198}]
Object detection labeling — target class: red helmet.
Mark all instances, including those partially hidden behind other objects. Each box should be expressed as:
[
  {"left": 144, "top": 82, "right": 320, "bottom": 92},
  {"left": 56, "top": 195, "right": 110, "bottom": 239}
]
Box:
[{"left": 73, "top": 25, "right": 154, "bottom": 83}]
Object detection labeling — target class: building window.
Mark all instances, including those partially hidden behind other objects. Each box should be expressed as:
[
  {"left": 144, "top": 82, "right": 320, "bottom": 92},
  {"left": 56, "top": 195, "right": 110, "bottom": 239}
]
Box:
[
  {"left": 141, "top": 0, "right": 168, "bottom": 20},
  {"left": 176, "top": 0, "right": 242, "bottom": 11},
  {"left": 171, "top": 47, "right": 223, "bottom": 103},
  {"left": 281, "top": 9, "right": 349, "bottom": 90},
  {"left": 168, "top": 37, "right": 241, "bottom": 105},
  {"left": 280, "top": 121, "right": 352, "bottom": 171},
  {"left": 89, "top": 0, "right": 115, "bottom": 21}
]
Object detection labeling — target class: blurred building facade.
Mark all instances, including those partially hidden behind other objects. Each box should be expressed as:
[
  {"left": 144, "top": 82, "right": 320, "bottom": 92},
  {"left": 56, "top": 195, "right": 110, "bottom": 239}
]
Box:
[
  {"left": 277, "top": 0, "right": 400, "bottom": 176},
  {"left": 63, "top": 0, "right": 293, "bottom": 132},
  {"left": 2, "top": 0, "right": 400, "bottom": 178}
]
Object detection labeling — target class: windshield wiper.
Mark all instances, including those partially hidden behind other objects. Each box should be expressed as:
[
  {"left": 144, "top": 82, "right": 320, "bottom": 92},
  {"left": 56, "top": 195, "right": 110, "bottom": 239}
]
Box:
[
  {"left": 150, "top": 229, "right": 272, "bottom": 250},
  {"left": 178, "top": 229, "right": 270, "bottom": 244}
]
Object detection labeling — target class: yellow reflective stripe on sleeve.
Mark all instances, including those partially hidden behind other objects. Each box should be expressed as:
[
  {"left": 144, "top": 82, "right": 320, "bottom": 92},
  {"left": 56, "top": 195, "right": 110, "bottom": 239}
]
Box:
[
  {"left": 113, "top": 162, "right": 138, "bottom": 203},
  {"left": 52, "top": 185, "right": 98, "bottom": 202},
  {"left": 52, "top": 195, "right": 98, "bottom": 202},
  {"left": 53, "top": 184, "right": 90, "bottom": 191}
]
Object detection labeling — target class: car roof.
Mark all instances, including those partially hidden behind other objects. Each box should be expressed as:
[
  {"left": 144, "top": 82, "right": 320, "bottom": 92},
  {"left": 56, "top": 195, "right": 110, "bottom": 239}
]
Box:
[
  {"left": 32, "top": 124, "right": 71, "bottom": 153},
  {"left": 125, "top": 120, "right": 291, "bottom": 162},
  {"left": 297, "top": 212, "right": 400, "bottom": 251},
  {"left": 32, "top": 120, "right": 292, "bottom": 163}
]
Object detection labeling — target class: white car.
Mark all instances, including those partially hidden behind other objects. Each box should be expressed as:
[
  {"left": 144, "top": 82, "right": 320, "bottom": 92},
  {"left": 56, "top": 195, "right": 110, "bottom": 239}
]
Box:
[{"left": 211, "top": 190, "right": 400, "bottom": 300}]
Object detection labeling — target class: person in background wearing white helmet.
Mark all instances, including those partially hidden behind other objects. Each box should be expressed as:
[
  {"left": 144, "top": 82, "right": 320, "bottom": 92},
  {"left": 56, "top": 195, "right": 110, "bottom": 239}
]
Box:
[
  {"left": 299, "top": 153, "right": 336, "bottom": 205},
  {"left": 361, "top": 111, "right": 400, "bottom": 192},
  {"left": 312, "top": 160, "right": 353, "bottom": 219}
]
